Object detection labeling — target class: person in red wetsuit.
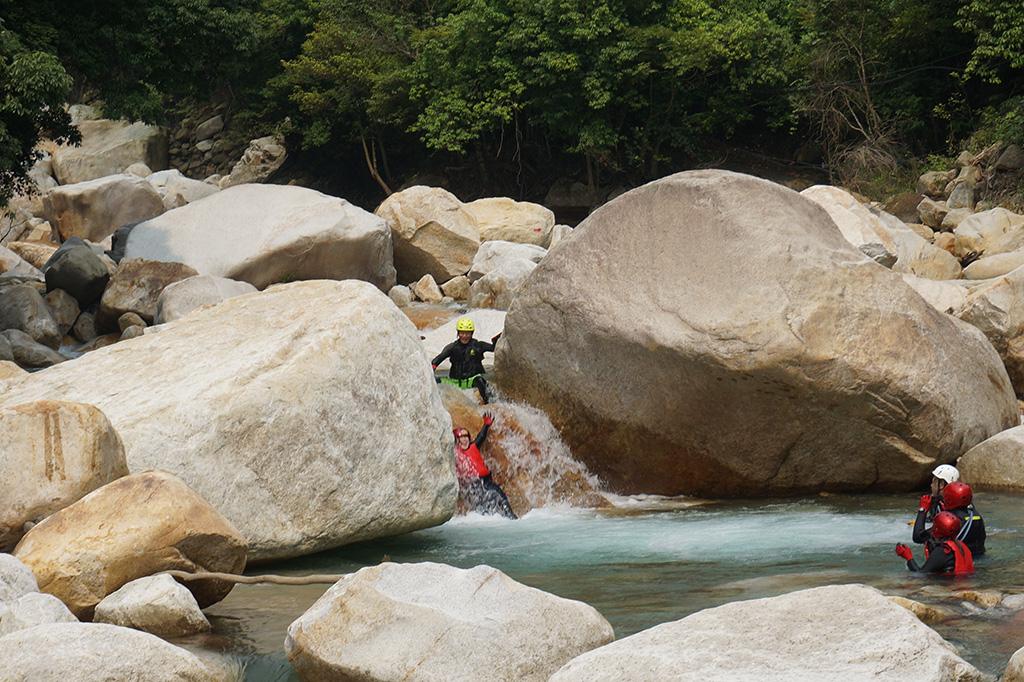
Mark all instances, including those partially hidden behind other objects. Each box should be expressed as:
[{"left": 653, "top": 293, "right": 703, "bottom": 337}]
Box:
[
  {"left": 454, "top": 413, "right": 517, "bottom": 519},
  {"left": 896, "top": 511, "right": 974, "bottom": 576}
]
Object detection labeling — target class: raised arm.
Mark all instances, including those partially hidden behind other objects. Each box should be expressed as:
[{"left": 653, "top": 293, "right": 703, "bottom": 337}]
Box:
[{"left": 432, "top": 341, "right": 456, "bottom": 368}]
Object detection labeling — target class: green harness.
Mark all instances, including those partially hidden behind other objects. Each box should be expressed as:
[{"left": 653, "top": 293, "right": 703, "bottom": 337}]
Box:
[{"left": 441, "top": 374, "right": 483, "bottom": 389}]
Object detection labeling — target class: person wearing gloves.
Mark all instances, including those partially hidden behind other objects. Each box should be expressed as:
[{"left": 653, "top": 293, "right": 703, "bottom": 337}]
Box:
[
  {"left": 432, "top": 317, "right": 502, "bottom": 404},
  {"left": 453, "top": 413, "right": 517, "bottom": 519},
  {"left": 896, "top": 511, "right": 974, "bottom": 576}
]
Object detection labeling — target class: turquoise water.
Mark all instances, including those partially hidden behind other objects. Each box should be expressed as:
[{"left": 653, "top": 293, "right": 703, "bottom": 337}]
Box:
[{"left": 194, "top": 492, "right": 1024, "bottom": 680}]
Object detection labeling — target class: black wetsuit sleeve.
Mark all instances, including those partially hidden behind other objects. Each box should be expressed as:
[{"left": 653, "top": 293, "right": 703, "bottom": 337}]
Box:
[
  {"left": 907, "top": 545, "right": 952, "bottom": 573},
  {"left": 912, "top": 510, "right": 929, "bottom": 544},
  {"left": 432, "top": 342, "right": 456, "bottom": 367},
  {"left": 477, "top": 340, "right": 495, "bottom": 353},
  {"left": 475, "top": 422, "right": 490, "bottom": 448}
]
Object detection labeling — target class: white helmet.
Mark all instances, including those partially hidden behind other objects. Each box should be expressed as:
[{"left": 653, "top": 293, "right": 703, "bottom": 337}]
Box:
[{"left": 932, "top": 464, "right": 960, "bottom": 484}]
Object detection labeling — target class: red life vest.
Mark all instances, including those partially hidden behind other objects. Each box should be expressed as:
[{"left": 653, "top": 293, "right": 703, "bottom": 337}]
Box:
[
  {"left": 455, "top": 443, "right": 489, "bottom": 481},
  {"left": 924, "top": 539, "right": 974, "bottom": 576}
]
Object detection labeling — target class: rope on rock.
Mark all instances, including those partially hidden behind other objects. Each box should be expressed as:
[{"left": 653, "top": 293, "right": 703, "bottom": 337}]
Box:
[{"left": 162, "top": 569, "right": 346, "bottom": 586}]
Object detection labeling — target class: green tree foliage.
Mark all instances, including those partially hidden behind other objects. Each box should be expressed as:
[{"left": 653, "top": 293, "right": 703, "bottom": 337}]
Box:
[
  {"left": 959, "top": 0, "right": 1024, "bottom": 84},
  {"left": 0, "top": 22, "right": 76, "bottom": 207}
]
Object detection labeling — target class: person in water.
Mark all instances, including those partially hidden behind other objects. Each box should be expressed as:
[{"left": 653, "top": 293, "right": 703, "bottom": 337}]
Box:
[
  {"left": 896, "top": 511, "right": 974, "bottom": 575},
  {"left": 454, "top": 414, "right": 517, "bottom": 519},
  {"left": 922, "top": 464, "right": 960, "bottom": 521},
  {"left": 432, "top": 317, "right": 500, "bottom": 404},
  {"left": 914, "top": 481, "right": 986, "bottom": 557}
]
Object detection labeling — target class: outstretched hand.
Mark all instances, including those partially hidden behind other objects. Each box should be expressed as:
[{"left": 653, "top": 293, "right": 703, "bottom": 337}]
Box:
[
  {"left": 895, "top": 543, "right": 913, "bottom": 561},
  {"left": 482, "top": 412, "right": 494, "bottom": 426},
  {"left": 431, "top": 364, "right": 438, "bottom": 370}
]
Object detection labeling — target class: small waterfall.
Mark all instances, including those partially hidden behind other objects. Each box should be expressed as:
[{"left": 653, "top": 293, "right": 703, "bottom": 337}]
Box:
[{"left": 486, "top": 400, "right": 609, "bottom": 511}]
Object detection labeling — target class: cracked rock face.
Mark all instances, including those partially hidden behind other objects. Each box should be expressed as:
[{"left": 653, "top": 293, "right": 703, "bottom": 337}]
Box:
[{"left": 495, "top": 170, "right": 1017, "bottom": 497}]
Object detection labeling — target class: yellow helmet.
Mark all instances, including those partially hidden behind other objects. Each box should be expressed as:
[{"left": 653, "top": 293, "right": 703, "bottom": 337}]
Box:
[{"left": 456, "top": 317, "right": 475, "bottom": 332}]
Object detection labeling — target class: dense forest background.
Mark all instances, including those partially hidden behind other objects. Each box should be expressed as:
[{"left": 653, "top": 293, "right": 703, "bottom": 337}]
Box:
[{"left": 2, "top": 0, "right": 1023, "bottom": 210}]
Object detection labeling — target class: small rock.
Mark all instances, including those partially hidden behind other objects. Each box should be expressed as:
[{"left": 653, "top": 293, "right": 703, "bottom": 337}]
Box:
[
  {"left": 42, "top": 238, "right": 111, "bottom": 307},
  {"left": 995, "top": 144, "right": 1024, "bottom": 172},
  {"left": 887, "top": 595, "right": 952, "bottom": 625},
  {"left": 469, "top": 259, "right": 537, "bottom": 310},
  {"left": 934, "top": 233, "right": 956, "bottom": 254},
  {"left": 906, "top": 223, "right": 935, "bottom": 241},
  {"left": 548, "top": 224, "right": 573, "bottom": 248},
  {"left": 411, "top": 274, "right": 443, "bottom": 303},
  {"left": 954, "top": 589, "right": 1003, "bottom": 608},
  {"left": 0, "top": 592, "right": 78, "bottom": 637},
  {"left": 94, "top": 574, "right": 211, "bottom": 638},
  {"left": 963, "top": 251, "right": 1024, "bottom": 280},
  {"left": 883, "top": 193, "right": 926, "bottom": 223},
  {"left": 119, "top": 325, "right": 145, "bottom": 341},
  {"left": 99, "top": 258, "right": 199, "bottom": 325},
  {"left": 124, "top": 162, "right": 153, "bottom": 178},
  {"left": 916, "top": 197, "right": 948, "bottom": 229},
  {"left": 195, "top": 139, "right": 214, "bottom": 153},
  {"left": 0, "top": 245, "right": 43, "bottom": 280},
  {"left": 8, "top": 241, "right": 58, "bottom": 271},
  {"left": 220, "top": 135, "right": 287, "bottom": 188},
  {"left": 441, "top": 275, "right": 471, "bottom": 300},
  {"left": 917, "top": 170, "right": 956, "bottom": 197},
  {"left": 117, "top": 312, "right": 146, "bottom": 332},
  {"left": 71, "top": 311, "right": 98, "bottom": 343},
  {"left": 387, "top": 285, "right": 413, "bottom": 308},
  {"left": 0, "top": 283, "right": 61, "bottom": 348},
  {"left": 194, "top": 115, "right": 224, "bottom": 141},
  {"left": 0, "top": 553, "right": 38, "bottom": 602},
  {"left": 947, "top": 180, "right": 977, "bottom": 211},
  {"left": 45, "top": 289, "right": 80, "bottom": 336},
  {"left": 941, "top": 208, "right": 972, "bottom": 231},
  {"left": 0, "top": 329, "right": 65, "bottom": 367},
  {"left": 859, "top": 243, "right": 898, "bottom": 268}
]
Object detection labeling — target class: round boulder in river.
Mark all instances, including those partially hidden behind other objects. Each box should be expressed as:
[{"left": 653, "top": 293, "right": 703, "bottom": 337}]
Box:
[{"left": 495, "top": 170, "right": 1018, "bottom": 497}]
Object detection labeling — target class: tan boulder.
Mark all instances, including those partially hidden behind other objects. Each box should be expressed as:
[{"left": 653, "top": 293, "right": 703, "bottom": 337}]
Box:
[
  {"left": 496, "top": 171, "right": 1017, "bottom": 497},
  {"left": 411, "top": 274, "right": 443, "bottom": 303},
  {"left": 43, "top": 174, "right": 166, "bottom": 242},
  {"left": 963, "top": 251, "right": 1024, "bottom": 279},
  {"left": 99, "top": 258, "right": 199, "bottom": 324},
  {"left": 286, "top": 562, "right": 614, "bottom": 682},
  {"left": 1, "top": 281, "right": 457, "bottom": 561},
  {"left": 887, "top": 596, "right": 953, "bottom": 625},
  {"left": 51, "top": 120, "right": 168, "bottom": 185},
  {"left": 13, "top": 470, "right": 247, "bottom": 619},
  {"left": 957, "top": 268, "right": 1024, "bottom": 393},
  {"left": 0, "top": 401, "right": 127, "bottom": 551},
  {"left": 941, "top": 208, "right": 973, "bottom": 231},
  {"left": 123, "top": 184, "right": 396, "bottom": 290},
  {"left": 440, "top": 275, "right": 471, "bottom": 300},
  {"left": 957, "top": 425, "right": 1024, "bottom": 490},
  {"left": 376, "top": 186, "right": 480, "bottom": 284},
  {"left": 1006, "top": 646, "right": 1024, "bottom": 682},
  {"left": 550, "top": 585, "right": 983, "bottom": 681},
  {"left": 7, "top": 241, "right": 57, "bottom": 270},
  {"left": 0, "top": 245, "right": 43, "bottom": 279},
  {"left": 464, "top": 197, "right": 555, "bottom": 246},
  {"left": 900, "top": 274, "right": 967, "bottom": 314},
  {"left": 917, "top": 170, "right": 956, "bottom": 198}
]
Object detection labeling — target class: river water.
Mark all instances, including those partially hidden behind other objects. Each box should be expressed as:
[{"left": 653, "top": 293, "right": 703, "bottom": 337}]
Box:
[{"left": 193, "top": 491, "right": 1024, "bottom": 680}]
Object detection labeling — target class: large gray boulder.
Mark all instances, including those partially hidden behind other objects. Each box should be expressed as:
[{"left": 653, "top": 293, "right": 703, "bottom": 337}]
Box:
[
  {"left": 154, "top": 275, "right": 257, "bottom": 324},
  {"left": 51, "top": 119, "right": 168, "bottom": 185},
  {"left": 286, "top": 562, "right": 613, "bottom": 682},
  {"left": 123, "top": 184, "right": 396, "bottom": 290},
  {"left": 957, "top": 425, "right": 1024, "bottom": 490},
  {"left": 0, "top": 283, "right": 61, "bottom": 349},
  {"left": 43, "top": 174, "right": 166, "bottom": 242},
  {"left": 496, "top": 171, "right": 1017, "bottom": 497},
  {"left": 550, "top": 585, "right": 983, "bottom": 682},
  {"left": 0, "top": 281, "right": 457, "bottom": 561},
  {"left": 0, "top": 400, "right": 127, "bottom": 551},
  {"left": 42, "top": 238, "right": 111, "bottom": 307},
  {"left": 376, "top": 185, "right": 480, "bottom": 284},
  {"left": 0, "top": 622, "right": 228, "bottom": 681}
]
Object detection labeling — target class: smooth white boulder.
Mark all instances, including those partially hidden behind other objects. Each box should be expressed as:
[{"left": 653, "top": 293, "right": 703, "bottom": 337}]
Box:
[
  {"left": 954, "top": 207, "right": 1024, "bottom": 257},
  {"left": 957, "top": 267, "right": 1024, "bottom": 393},
  {"left": 958, "top": 425, "right": 1024, "bottom": 490},
  {"left": 0, "top": 281, "right": 457, "bottom": 561},
  {"left": 900, "top": 274, "right": 967, "bottom": 314},
  {"left": 124, "top": 184, "right": 396, "bottom": 290},
  {"left": 497, "top": 171, "right": 1017, "bottom": 497},
  {"left": 286, "top": 562, "right": 614, "bottom": 682},
  {"left": 0, "top": 592, "right": 77, "bottom": 637},
  {"left": 0, "top": 401, "right": 128, "bottom": 551},
  {"left": 550, "top": 584, "right": 983, "bottom": 682},
  {"left": 464, "top": 197, "right": 555, "bottom": 246},
  {"left": 0, "top": 622, "right": 226, "bottom": 681},
  {"left": 146, "top": 169, "right": 219, "bottom": 210},
  {"left": 154, "top": 275, "right": 257, "bottom": 324},
  {"left": 468, "top": 240, "right": 547, "bottom": 282},
  {"left": 469, "top": 258, "right": 537, "bottom": 310},
  {"left": 94, "top": 574, "right": 210, "bottom": 637},
  {"left": 52, "top": 119, "right": 168, "bottom": 185},
  {"left": 963, "top": 250, "right": 1024, "bottom": 279}
]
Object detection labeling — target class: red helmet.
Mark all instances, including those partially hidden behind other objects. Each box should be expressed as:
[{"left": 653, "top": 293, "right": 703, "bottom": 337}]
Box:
[
  {"left": 931, "top": 511, "right": 962, "bottom": 540},
  {"left": 942, "top": 481, "right": 973, "bottom": 510}
]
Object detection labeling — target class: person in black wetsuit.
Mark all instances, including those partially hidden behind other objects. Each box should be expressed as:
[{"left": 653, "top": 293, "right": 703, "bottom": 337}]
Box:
[
  {"left": 921, "top": 464, "right": 960, "bottom": 521},
  {"left": 453, "top": 414, "right": 517, "bottom": 519},
  {"left": 897, "top": 511, "right": 974, "bottom": 575},
  {"left": 431, "top": 316, "right": 500, "bottom": 404},
  {"left": 913, "top": 481, "right": 986, "bottom": 557}
]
